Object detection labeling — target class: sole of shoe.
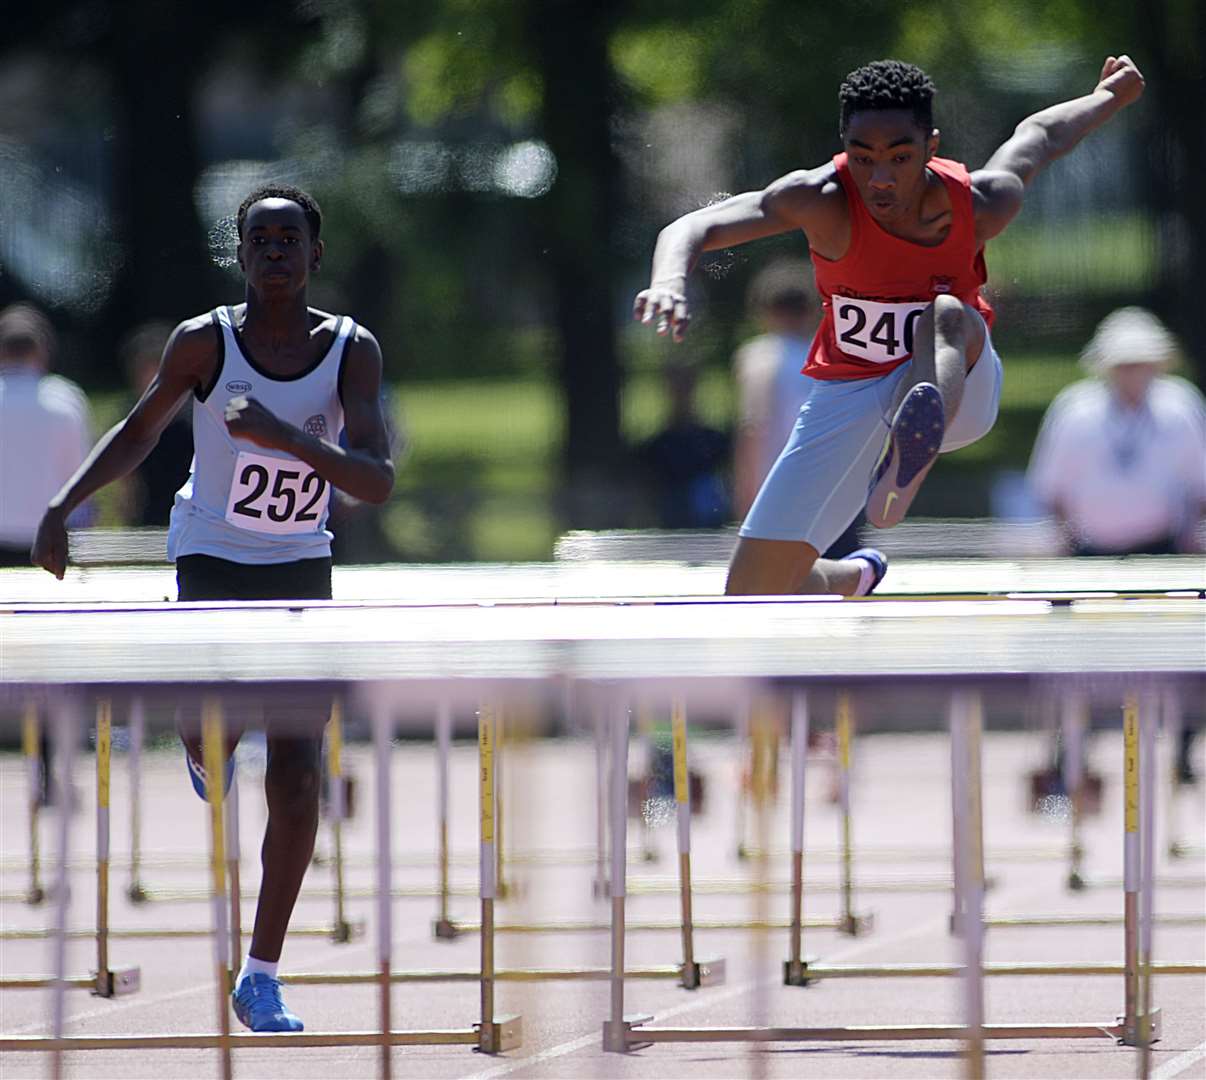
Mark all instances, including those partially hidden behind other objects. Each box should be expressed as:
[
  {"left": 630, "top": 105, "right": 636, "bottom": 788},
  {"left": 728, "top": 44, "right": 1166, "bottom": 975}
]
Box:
[{"left": 866, "top": 384, "right": 944, "bottom": 529}]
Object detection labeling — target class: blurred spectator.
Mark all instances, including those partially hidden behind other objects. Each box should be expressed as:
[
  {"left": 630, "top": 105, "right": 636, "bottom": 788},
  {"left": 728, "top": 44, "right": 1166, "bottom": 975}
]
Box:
[
  {"left": 732, "top": 260, "right": 862, "bottom": 556},
  {"left": 636, "top": 361, "right": 731, "bottom": 529},
  {"left": 121, "top": 321, "right": 193, "bottom": 526},
  {"left": 1027, "top": 307, "right": 1206, "bottom": 557},
  {"left": 0, "top": 303, "right": 93, "bottom": 565}
]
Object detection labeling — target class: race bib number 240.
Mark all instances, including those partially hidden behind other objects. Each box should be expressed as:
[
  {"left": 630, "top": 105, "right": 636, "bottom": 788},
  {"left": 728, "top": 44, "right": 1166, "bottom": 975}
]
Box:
[
  {"left": 832, "top": 296, "right": 928, "bottom": 364},
  {"left": 224, "top": 450, "right": 330, "bottom": 535}
]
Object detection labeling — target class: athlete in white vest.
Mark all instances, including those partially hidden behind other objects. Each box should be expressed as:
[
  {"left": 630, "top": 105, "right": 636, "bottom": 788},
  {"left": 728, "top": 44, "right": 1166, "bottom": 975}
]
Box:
[{"left": 33, "top": 185, "right": 395, "bottom": 1033}]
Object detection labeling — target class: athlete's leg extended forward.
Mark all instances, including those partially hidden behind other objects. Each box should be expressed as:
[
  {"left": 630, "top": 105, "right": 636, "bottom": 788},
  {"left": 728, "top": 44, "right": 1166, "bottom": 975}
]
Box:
[{"left": 866, "top": 296, "right": 995, "bottom": 528}]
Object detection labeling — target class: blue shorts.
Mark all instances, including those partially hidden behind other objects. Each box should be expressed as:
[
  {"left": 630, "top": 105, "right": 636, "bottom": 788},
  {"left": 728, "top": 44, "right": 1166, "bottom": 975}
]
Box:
[{"left": 740, "top": 328, "right": 1003, "bottom": 550}]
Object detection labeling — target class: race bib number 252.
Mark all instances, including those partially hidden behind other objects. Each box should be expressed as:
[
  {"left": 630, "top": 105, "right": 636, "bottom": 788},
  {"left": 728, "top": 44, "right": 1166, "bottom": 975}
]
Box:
[
  {"left": 832, "top": 296, "right": 928, "bottom": 364},
  {"left": 224, "top": 450, "right": 330, "bottom": 535}
]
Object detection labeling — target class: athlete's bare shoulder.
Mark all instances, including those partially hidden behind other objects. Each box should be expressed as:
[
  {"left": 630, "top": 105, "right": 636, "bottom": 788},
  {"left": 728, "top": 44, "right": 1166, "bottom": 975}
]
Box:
[
  {"left": 763, "top": 161, "right": 849, "bottom": 258},
  {"left": 162, "top": 312, "right": 222, "bottom": 391},
  {"left": 970, "top": 168, "right": 1026, "bottom": 245},
  {"left": 762, "top": 162, "right": 843, "bottom": 218}
]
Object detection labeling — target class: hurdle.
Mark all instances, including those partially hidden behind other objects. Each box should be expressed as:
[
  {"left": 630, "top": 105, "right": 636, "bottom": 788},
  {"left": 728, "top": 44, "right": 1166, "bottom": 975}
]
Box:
[
  {"left": 22, "top": 701, "right": 43, "bottom": 904},
  {"left": 604, "top": 685, "right": 1188, "bottom": 1068},
  {"left": 1, "top": 698, "right": 141, "bottom": 998}
]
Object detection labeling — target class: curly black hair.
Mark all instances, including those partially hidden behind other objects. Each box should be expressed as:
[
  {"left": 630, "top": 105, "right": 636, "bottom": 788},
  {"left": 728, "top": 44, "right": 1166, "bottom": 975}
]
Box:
[
  {"left": 236, "top": 184, "right": 322, "bottom": 242},
  {"left": 838, "top": 60, "right": 936, "bottom": 135}
]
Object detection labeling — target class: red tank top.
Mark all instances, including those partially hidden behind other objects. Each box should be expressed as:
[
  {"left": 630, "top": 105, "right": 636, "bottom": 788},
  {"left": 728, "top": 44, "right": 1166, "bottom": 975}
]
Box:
[{"left": 805, "top": 153, "right": 994, "bottom": 380}]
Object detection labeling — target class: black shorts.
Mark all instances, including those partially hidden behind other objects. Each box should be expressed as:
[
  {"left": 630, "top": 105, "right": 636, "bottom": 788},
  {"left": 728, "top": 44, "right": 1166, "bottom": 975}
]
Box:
[
  {"left": 175, "top": 553, "right": 332, "bottom": 749},
  {"left": 175, "top": 553, "right": 333, "bottom": 602}
]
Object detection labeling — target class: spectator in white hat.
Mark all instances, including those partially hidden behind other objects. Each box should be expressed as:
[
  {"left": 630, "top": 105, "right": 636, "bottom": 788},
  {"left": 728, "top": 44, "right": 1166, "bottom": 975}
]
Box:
[{"left": 1027, "top": 306, "right": 1205, "bottom": 558}]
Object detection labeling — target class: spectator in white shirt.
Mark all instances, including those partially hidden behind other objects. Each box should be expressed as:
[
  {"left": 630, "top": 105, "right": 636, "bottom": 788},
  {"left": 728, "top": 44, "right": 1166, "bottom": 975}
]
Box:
[
  {"left": 1027, "top": 306, "right": 1206, "bottom": 557},
  {"left": 0, "top": 303, "right": 94, "bottom": 566}
]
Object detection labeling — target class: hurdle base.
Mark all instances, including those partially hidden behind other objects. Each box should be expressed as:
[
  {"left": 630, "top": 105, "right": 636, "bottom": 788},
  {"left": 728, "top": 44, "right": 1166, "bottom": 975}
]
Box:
[
  {"left": 92, "top": 966, "right": 141, "bottom": 998},
  {"left": 126, "top": 883, "right": 149, "bottom": 904},
  {"left": 433, "top": 918, "right": 462, "bottom": 940},
  {"left": 592, "top": 877, "right": 610, "bottom": 899},
  {"left": 1067, "top": 870, "right": 1087, "bottom": 892},
  {"left": 1117, "top": 1008, "right": 1162, "bottom": 1047},
  {"left": 603, "top": 1013, "right": 654, "bottom": 1052},
  {"left": 678, "top": 958, "right": 725, "bottom": 990},
  {"left": 25, "top": 886, "right": 45, "bottom": 905},
  {"left": 474, "top": 1014, "right": 522, "bottom": 1054},
  {"left": 783, "top": 955, "right": 819, "bottom": 987},
  {"left": 838, "top": 911, "right": 875, "bottom": 936},
  {"left": 330, "top": 919, "right": 364, "bottom": 944}
]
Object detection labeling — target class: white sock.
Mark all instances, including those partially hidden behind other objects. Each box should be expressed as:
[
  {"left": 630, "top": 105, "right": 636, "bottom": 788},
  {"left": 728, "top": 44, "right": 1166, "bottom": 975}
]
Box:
[
  {"left": 851, "top": 558, "right": 876, "bottom": 597},
  {"left": 237, "top": 955, "right": 279, "bottom": 986}
]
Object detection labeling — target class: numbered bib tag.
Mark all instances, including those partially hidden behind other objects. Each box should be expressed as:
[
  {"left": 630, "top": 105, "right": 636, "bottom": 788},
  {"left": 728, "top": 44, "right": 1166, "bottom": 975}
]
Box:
[
  {"left": 224, "top": 450, "right": 330, "bottom": 536},
  {"left": 832, "top": 296, "right": 928, "bottom": 364}
]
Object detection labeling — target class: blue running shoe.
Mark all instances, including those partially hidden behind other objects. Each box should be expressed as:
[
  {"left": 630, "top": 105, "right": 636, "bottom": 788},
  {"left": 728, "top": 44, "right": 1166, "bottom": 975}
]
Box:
[
  {"left": 845, "top": 548, "right": 888, "bottom": 596},
  {"left": 866, "top": 382, "right": 945, "bottom": 528},
  {"left": 232, "top": 972, "right": 304, "bottom": 1033},
  {"left": 185, "top": 748, "right": 234, "bottom": 802}
]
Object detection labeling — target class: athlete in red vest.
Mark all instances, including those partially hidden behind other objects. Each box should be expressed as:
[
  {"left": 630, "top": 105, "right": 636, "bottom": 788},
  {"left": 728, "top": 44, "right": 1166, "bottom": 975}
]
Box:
[{"left": 635, "top": 56, "right": 1145, "bottom": 597}]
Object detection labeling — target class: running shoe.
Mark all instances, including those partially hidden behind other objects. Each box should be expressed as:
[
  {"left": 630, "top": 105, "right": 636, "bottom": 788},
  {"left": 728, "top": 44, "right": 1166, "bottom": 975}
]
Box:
[
  {"left": 232, "top": 972, "right": 304, "bottom": 1033},
  {"left": 866, "top": 382, "right": 945, "bottom": 528},
  {"left": 845, "top": 548, "right": 888, "bottom": 596},
  {"left": 185, "top": 747, "right": 234, "bottom": 802}
]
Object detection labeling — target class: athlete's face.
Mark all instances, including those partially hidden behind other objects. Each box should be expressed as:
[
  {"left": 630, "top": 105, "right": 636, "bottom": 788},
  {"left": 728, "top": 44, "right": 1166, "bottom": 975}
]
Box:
[
  {"left": 842, "top": 110, "right": 938, "bottom": 224},
  {"left": 237, "top": 199, "right": 322, "bottom": 298}
]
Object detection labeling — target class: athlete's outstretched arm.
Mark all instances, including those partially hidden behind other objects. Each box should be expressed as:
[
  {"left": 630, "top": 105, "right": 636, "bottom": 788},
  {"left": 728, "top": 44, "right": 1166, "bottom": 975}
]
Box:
[
  {"left": 973, "top": 55, "right": 1145, "bottom": 241},
  {"left": 223, "top": 327, "right": 395, "bottom": 504},
  {"left": 31, "top": 318, "right": 215, "bottom": 578},
  {"left": 634, "top": 168, "right": 834, "bottom": 342}
]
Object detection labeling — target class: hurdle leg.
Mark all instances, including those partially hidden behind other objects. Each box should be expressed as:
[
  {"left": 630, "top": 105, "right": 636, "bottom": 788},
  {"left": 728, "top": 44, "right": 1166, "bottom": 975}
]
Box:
[
  {"left": 1061, "top": 693, "right": 1089, "bottom": 890},
  {"left": 475, "top": 704, "right": 521, "bottom": 1052},
  {"left": 127, "top": 697, "right": 147, "bottom": 903},
  {"left": 604, "top": 699, "right": 649, "bottom": 1051},
  {"left": 23, "top": 702, "right": 44, "bottom": 904},
  {"left": 371, "top": 692, "right": 393, "bottom": 1079},
  {"left": 784, "top": 693, "right": 811, "bottom": 985},
  {"left": 672, "top": 702, "right": 700, "bottom": 988},
  {"left": 835, "top": 694, "right": 872, "bottom": 935},
  {"left": 226, "top": 757, "right": 243, "bottom": 977},
  {"left": 95, "top": 700, "right": 112, "bottom": 996},
  {"left": 49, "top": 697, "right": 78, "bottom": 1080},
  {"left": 495, "top": 707, "right": 514, "bottom": 900},
  {"left": 1122, "top": 694, "right": 1141, "bottom": 1044},
  {"left": 951, "top": 690, "right": 986, "bottom": 1080},
  {"left": 592, "top": 703, "right": 609, "bottom": 898},
  {"left": 202, "top": 698, "right": 233, "bottom": 1080},
  {"left": 1162, "top": 689, "right": 1185, "bottom": 858},
  {"left": 327, "top": 700, "right": 352, "bottom": 943},
  {"left": 749, "top": 702, "right": 776, "bottom": 1080},
  {"left": 1138, "top": 690, "right": 1160, "bottom": 1074},
  {"left": 734, "top": 701, "right": 750, "bottom": 860},
  {"left": 431, "top": 700, "right": 459, "bottom": 938}
]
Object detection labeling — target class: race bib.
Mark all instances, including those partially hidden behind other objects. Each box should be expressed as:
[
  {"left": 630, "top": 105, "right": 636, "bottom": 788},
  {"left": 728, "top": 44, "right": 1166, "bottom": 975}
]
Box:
[
  {"left": 832, "top": 296, "right": 928, "bottom": 364},
  {"left": 224, "top": 450, "right": 330, "bottom": 536}
]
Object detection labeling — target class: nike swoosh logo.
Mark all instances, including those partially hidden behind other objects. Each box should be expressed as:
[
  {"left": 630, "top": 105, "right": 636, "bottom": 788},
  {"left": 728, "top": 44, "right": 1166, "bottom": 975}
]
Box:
[{"left": 884, "top": 492, "right": 898, "bottom": 514}]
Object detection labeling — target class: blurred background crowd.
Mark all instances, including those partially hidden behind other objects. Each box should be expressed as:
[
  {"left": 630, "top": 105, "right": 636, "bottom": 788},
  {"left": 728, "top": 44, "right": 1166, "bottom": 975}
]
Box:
[{"left": 1, "top": 0, "right": 1202, "bottom": 563}]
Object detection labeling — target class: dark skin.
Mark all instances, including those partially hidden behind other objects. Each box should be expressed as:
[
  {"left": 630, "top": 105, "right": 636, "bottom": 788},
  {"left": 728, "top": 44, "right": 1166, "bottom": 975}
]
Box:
[
  {"left": 32, "top": 197, "right": 396, "bottom": 966},
  {"left": 634, "top": 55, "right": 1145, "bottom": 596}
]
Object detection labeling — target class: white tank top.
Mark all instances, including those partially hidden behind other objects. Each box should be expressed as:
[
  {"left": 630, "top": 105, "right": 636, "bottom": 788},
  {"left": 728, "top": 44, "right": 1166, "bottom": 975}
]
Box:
[{"left": 167, "top": 306, "right": 353, "bottom": 564}]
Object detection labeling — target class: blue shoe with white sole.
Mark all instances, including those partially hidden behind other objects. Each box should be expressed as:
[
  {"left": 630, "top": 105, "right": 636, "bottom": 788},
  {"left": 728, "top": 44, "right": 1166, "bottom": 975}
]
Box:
[
  {"left": 232, "top": 973, "right": 304, "bottom": 1033},
  {"left": 845, "top": 548, "right": 888, "bottom": 596}
]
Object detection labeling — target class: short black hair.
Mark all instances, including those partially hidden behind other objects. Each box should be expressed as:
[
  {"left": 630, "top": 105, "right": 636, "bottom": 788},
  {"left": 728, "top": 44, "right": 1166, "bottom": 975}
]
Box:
[
  {"left": 838, "top": 60, "right": 935, "bottom": 135},
  {"left": 237, "top": 184, "right": 322, "bottom": 242},
  {"left": 747, "top": 259, "right": 814, "bottom": 318}
]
